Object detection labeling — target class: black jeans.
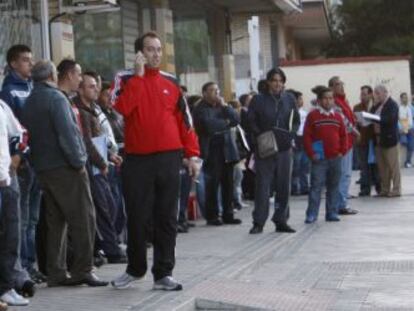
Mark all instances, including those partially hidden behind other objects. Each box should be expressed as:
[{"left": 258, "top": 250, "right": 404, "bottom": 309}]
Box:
[
  {"left": 203, "top": 146, "right": 235, "bottom": 222},
  {"left": 123, "top": 151, "right": 181, "bottom": 281}
]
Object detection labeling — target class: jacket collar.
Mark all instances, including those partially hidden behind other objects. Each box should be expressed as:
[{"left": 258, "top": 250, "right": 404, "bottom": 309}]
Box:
[
  {"left": 317, "top": 105, "right": 335, "bottom": 116},
  {"left": 144, "top": 66, "right": 160, "bottom": 77}
]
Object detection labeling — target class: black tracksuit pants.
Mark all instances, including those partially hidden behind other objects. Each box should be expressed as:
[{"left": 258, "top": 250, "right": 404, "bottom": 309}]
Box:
[{"left": 122, "top": 150, "right": 181, "bottom": 281}]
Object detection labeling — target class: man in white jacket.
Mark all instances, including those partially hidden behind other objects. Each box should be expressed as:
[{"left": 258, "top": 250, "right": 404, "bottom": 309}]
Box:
[{"left": 0, "top": 99, "right": 30, "bottom": 307}]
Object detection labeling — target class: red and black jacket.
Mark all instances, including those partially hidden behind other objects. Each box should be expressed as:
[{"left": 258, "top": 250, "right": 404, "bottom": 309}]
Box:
[{"left": 112, "top": 66, "right": 199, "bottom": 158}]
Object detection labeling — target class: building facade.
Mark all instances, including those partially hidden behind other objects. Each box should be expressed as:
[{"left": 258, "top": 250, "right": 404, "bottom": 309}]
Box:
[{"left": 1, "top": 0, "right": 330, "bottom": 98}]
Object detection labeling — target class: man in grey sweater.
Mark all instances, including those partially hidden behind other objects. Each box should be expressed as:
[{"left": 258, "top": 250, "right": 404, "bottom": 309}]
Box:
[{"left": 22, "top": 60, "right": 107, "bottom": 287}]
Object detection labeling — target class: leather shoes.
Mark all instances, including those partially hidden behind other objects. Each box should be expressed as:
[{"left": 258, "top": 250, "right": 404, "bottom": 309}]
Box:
[
  {"left": 223, "top": 217, "right": 242, "bottom": 225},
  {"left": 17, "top": 280, "right": 36, "bottom": 297},
  {"left": 65, "top": 273, "right": 108, "bottom": 287},
  {"left": 207, "top": 219, "right": 223, "bottom": 226},
  {"left": 249, "top": 225, "right": 263, "bottom": 234},
  {"left": 326, "top": 216, "right": 340, "bottom": 222},
  {"left": 358, "top": 191, "right": 370, "bottom": 197},
  {"left": 275, "top": 223, "right": 296, "bottom": 233},
  {"left": 107, "top": 255, "right": 128, "bottom": 264},
  {"left": 338, "top": 208, "right": 358, "bottom": 215}
]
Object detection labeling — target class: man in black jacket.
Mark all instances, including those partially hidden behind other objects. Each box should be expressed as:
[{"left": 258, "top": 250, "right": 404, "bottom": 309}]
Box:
[
  {"left": 372, "top": 84, "right": 401, "bottom": 197},
  {"left": 193, "top": 82, "right": 242, "bottom": 226},
  {"left": 248, "top": 68, "right": 300, "bottom": 234},
  {"left": 22, "top": 60, "right": 107, "bottom": 287}
]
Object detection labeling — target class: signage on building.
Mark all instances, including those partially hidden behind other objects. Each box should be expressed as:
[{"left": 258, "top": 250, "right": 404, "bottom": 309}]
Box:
[{"left": 51, "top": 22, "right": 75, "bottom": 64}]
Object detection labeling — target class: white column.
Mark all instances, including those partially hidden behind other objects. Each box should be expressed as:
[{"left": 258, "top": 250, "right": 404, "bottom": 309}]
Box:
[{"left": 40, "top": 0, "right": 51, "bottom": 59}]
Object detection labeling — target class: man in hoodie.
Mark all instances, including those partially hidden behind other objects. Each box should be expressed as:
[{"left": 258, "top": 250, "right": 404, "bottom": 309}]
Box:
[{"left": 0, "top": 45, "right": 44, "bottom": 284}]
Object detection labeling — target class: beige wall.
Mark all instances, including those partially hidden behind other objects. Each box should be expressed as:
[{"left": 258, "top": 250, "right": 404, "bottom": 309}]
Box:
[{"left": 282, "top": 59, "right": 412, "bottom": 108}]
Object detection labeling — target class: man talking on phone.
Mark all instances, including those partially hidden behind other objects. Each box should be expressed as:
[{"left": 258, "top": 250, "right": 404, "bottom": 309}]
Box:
[{"left": 110, "top": 32, "right": 200, "bottom": 291}]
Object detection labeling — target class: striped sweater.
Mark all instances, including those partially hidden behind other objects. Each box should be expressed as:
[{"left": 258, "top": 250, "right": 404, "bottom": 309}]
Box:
[{"left": 303, "top": 107, "right": 348, "bottom": 159}]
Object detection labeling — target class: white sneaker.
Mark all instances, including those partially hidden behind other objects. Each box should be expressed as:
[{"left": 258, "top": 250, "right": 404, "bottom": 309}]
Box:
[
  {"left": 0, "top": 289, "right": 29, "bottom": 306},
  {"left": 111, "top": 272, "right": 143, "bottom": 289},
  {"left": 153, "top": 276, "right": 183, "bottom": 291}
]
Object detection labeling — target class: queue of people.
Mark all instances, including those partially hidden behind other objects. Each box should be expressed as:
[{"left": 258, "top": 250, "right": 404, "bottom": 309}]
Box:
[{"left": 0, "top": 32, "right": 410, "bottom": 310}]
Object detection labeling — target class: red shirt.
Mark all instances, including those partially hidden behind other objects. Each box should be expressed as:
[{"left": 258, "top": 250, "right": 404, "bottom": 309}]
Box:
[
  {"left": 304, "top": 107, "right": 348, "bottom": 159},
  {"left": 334, "top": 94, "right": 356, "bottom": 151},
  {"left": 113, "top": 67, "right": 199, "bottom": 157}
]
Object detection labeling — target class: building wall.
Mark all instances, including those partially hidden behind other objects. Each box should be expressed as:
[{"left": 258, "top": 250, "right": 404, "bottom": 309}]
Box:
[
  {"left": 121, "top": 0, "right": 140, "bottom": 69},
  {"left": 282, "top": 59, "right": 412, "bottom": 107}
]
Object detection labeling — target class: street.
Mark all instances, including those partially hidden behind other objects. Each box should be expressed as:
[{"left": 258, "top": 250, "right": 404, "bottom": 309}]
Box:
[{"left": 13, "top": 168, "right": 414, "bottom": 311}]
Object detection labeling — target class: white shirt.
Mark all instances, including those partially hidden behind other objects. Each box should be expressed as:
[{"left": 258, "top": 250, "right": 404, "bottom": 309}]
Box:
[
  {"left": 95, "top": 105, "right": 118, "bottom": 154},
  {"left": 297, "top": 107, "right": 308, "bottom": 136},
  {"left": 0, "top": 104, "right": 11, "bottom": 186},
  {"left": 399, "top": 104, "right": 413, "bottom": 133}
]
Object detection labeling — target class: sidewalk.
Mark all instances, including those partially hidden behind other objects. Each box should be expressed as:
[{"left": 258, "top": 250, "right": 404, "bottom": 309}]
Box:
[{"left": 13, "top": 169, "right": 414, "bottom": 311}]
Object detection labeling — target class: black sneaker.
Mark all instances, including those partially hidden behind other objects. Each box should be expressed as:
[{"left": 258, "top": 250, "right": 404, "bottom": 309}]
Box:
[
  {"left": 249, "top": 224, "right": 263, "bottom": 234},
  {"left": 206, "top": 219, "right": 223, "bottom": 226},
  {"left": 275, "top": 223, "right": 296, "bottom": 233},
  {"left": 338, "top": 208, "right": 358, "bottom": 215},
  {"left": 222, "top": 217, "right": 242, "bottom": 225},
  {"left": 153, "top": 276, "right": 183, "bottom": 291}
]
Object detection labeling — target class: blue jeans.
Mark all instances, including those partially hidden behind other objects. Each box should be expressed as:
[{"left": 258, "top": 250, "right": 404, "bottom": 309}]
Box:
[
  {"left": 2, "top": 175, "right": 30, "bottom": 291},
  {"left": 338, "top": 149, "right": 353, "bottom": 210},
  {"left": 195, "top": 170, "right": 206, "bottom": 218},
  {"left": 401, "top": 130, "right": 414, "bottom": 164},
  {"left": 18, "top": 163, "right": 42, "bottom": 270},
  {"left": 306, "top": 157, "right": 342, "bottom": 220},
  {"left": 233, "top": 164, "right": 243, "bottom": 208},
  {"left": 178, "top": 168, "right": 192, "bottom": 224},
  {"left": 291, "top": 148, "right": 310, "bottom": 194}
]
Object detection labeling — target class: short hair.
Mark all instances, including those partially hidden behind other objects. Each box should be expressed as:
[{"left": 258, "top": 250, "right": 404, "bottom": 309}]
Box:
[
  {"left": 328, "top": 76, "right": 340, "bottom": 88},
  {"left": 400, "top": 92, "right": 408, "bottom": 98},
  {"left": 57, "top": 59, "right": 78, "bottom": 81},
  {"left": 180, "top": 85, "right": 188, "bottom": 93},
  {"left": 134, "top": 31, "right": 161, "bottom": 53},
  {"left": 83, "top": 71, "right": 99, "bottom": 82},
  {"left": 79, "top": 71, "right": 97, "bottom": 88},
  {"left": 266, "top": 68, "right": 286, "bottom": 83},
  {"left": 31, "top": 60, "right": 56, "bottom": 83},
  {"left": 257, "top": 79, "right": 268, "bottom": 94},
  {"left": 286, "top": 89, "right": 302, "bottom": 100},
  {"left": 311, "top": 85, "right": 332, "bottom": 100},
  {"left": 101, "top": 81, "right": 111, "bottom": 92},
  {"left": 239, "top": 94, "right": 250, "bottom": 107},
  {"left": 361, "top": 85, "right": 373, "bottom": 94},
  {"left": 6, "top": 44, "right": 31, "bottom": 66},
  {"left": 202, "top": 82, "right": 217, "bottom": 93}
]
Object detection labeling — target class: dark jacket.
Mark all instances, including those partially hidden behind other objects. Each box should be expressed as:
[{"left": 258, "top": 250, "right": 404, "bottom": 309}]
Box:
[
  {"left": 193, "top": 100, "right": 240, "bottom": 162},
  {"left": 0, "top": 70, "right": 33, "bottom": 121},
  {"left": 247, "top": 91, "right": 300, "bottom": 152},
  {"left": 375, "top": 97, "right": 399, "bottom": 148},
  {"left": 21, "top": 82, "right": 87, "bottom": 172},
  {"left": 74, "top": 97, "right": 109, "bottom": 171}
]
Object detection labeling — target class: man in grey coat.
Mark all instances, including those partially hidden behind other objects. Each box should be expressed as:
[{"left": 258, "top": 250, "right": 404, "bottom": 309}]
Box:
[{"left": 21, "top": 60, "right": 107, "bottom": 287}]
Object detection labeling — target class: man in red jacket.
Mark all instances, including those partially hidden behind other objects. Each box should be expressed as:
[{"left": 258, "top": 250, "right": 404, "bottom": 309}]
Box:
[
  {"left": 328, "top": 76, "right": 359, "bottom": 215},
  {"left": 110, "top": 32, "right": 200, "bottom": 291}
]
